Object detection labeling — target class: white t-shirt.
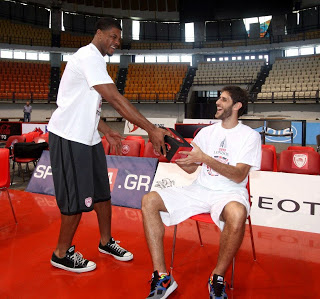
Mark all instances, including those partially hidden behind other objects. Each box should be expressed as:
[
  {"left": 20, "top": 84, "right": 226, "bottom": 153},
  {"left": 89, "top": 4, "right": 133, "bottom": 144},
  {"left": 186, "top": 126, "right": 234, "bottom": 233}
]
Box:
[
  {"left": 48, "top": 43, "right": 114, "bottom": 146},
  {"left": 193, "top": 122, "right": 261, "bottom": 193}
]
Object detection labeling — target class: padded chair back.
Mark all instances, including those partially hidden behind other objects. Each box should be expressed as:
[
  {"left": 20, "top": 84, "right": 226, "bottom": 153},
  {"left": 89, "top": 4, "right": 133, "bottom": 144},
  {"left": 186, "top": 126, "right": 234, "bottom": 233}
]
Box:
[
  {"left": 5, "top": 135, "right": 25, "bottom": 149},
  {"left": 0, "top": 148, "right": 10, "bottom": 188},
  {"left": 261, "top": 147, "right": 274, "bottom": 171},
  {"left": 278, "top": 150, "right": 320, "bottom": 175},
  {"left": 262, "top": 144, "right": 277, "bottom": 171},
  {"left": 125, "top": 136, "right": 145, "bottom": 156},
  {"left": 109, "top": 140, "right": 141, "bottom": 157},
  {"left": 101, "top": 138, "right": 110, "bottom": 155},
  {"left": 143, "top": 142, "right": 169, "bottom": 162},
  {"left": 287, "top": 146, "right": 315, "bottom": 152},
  {"left": 24, "top": 131, "right": 40, "bottom": 143}
]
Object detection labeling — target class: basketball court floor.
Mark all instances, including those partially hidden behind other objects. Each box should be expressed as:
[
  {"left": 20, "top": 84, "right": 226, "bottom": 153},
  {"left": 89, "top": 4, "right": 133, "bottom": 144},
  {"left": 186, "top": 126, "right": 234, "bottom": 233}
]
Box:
[{"left": 1, "top": 188, "right": 320, "bottom": 298}]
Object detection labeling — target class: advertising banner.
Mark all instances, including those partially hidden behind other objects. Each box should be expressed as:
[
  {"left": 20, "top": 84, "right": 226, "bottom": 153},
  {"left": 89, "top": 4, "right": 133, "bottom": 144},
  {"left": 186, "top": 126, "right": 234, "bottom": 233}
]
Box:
[
  {"left": 0, "top": 121, "right": 22, "bottom": 141},
  {"left": 124, "top": 118, "right": 177, "bottom": 135},
  {"left": 250, "top": 170, "right": 320, "bottom": 234},
  {"left": 26, "top": 153, "right": 158, "bottom": 209},
  {"left": 22, "top": 123, "right": 48, "bottom": 134}
]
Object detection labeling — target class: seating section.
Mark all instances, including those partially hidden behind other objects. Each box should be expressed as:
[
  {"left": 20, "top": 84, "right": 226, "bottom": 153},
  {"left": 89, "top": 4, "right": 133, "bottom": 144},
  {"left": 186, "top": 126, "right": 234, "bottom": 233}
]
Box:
[
  {"left": 0, "top": 19, "right": 51, "bottom": 47},
  {"left": 60, "top": 32, "right": 92, "bottom": 48},
  {"left": 0, "top": 60, "right": 50, "bottom": 101},
  {"left": 124, "top": 63, "right": 188, "bottom": 102},
  {"left": 131, "top": 42, "right": 193, "bottom": 50},
  {"left": 193, "top": 60, "right": 264, "bottom": 85},
  {"left": 258, "top": 55, "right": 320, "bottom": 100}
]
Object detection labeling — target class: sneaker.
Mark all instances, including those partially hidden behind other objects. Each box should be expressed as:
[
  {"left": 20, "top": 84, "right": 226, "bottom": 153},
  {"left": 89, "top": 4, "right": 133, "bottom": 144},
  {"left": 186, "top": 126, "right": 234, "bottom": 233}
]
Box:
[
  {"left": 50, "top": 245, "right": 96, "bottom": 273},
  {"left": 98, "top": 237, "right": 133, "bottom": 261},
  {"left": 146, "top": 271, "right": 178, "bottom": 299},
  {"left": 208, "top": 274, "right": 228, "bottom": 299}
]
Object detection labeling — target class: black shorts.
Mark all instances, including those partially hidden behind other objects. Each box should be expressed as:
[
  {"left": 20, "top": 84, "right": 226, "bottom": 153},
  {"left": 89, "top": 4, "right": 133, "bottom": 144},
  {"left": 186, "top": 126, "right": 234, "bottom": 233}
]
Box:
[{"left": 49, "top": 132, "right": 111, "bottom": 215}]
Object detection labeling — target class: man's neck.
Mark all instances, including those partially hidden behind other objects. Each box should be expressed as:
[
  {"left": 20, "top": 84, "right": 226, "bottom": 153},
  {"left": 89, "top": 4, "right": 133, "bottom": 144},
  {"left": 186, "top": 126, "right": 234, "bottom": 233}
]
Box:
[{"left": 221, "top": 118, "right": 239, "bottom": 129}]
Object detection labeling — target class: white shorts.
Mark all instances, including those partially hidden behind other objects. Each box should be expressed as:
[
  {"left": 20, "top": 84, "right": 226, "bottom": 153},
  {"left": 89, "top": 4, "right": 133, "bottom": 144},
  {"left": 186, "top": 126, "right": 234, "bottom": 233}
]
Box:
[{"left": 157, "top": 183, "right": 250, "bottom": 231}]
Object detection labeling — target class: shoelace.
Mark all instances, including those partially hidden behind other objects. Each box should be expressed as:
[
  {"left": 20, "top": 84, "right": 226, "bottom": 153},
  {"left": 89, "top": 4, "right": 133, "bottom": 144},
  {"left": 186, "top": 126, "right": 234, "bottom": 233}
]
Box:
[
  {"left": 149, "top": 274, "right": 167, "bottom": 291},
  {"left": 70, "top": 251, "right": 87, "bottom": 267},
  {"left": 109, "top": 240, "right": 127, "bottom": 255},
  {"left": 210, "top": 277, "right": 224, "bottom": 297}
]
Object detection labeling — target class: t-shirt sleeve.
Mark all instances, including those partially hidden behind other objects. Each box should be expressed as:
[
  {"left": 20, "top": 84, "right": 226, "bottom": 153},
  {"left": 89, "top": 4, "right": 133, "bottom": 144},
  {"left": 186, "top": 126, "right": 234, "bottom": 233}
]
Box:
[
  {"left": 237, "top": 131, "right": 261, "bottom": 171},
  {"left": 80, "top": 55, "right": 114, "bottom": 88}
]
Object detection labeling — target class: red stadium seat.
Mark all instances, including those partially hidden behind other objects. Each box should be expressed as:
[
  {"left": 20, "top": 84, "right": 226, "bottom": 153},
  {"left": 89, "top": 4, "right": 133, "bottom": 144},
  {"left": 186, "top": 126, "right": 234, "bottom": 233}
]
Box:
[
  {"left": 262, "top": 144, "right": 277, "bottom": 171},
  {"left": 287, "top": 146, "right": 315, "bottom": 152},
  {"left": 109, "top": 139, "right": 141, "bottom": 157},
  {"left": 101, "top": 138, "right": 110, "bottom": 155},
  {"left": 0, "top": 148, "right": 17, "bottom": 224},
  {"left": 260, "top": 147, "right": 274, "bottom": 171},
  {"left": 143, "top": 142, "right": 169, "bottom": 162},
  {"left": 278, "top": 150, "right": 320, "bottom": 175},
  {"left": 125, "top": 136, "right": 145, "bottom": 156}
]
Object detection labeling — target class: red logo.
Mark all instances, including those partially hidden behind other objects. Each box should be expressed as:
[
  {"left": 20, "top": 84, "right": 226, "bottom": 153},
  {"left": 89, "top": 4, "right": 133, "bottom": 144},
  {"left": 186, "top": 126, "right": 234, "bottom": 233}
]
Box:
[
  {"left": 127, "top": 122, "right": 140, "bottom": 133},
  {"left": 108, "top": 168, "right": 118, "bottom": 191},
  {"left": 293, "top": 154, "right": 308, "bottom": 169},
  {"left": 162, "top": 279, "right": 171, "bottom": 288},
  {"left": 122, "top": 144, "right": 130, "bottom": 155},
  {"left": 0, "top": 124, "right": 11, "bottom": 135},
  {"left": 84, "top": 197, "right": 93, "bottom": 207}
]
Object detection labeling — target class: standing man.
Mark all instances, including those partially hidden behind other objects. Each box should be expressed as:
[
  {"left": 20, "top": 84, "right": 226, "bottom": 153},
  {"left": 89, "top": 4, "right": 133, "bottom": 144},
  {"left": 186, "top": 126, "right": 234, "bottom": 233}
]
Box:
[
  {"left": 48, "top": 18, "right": 168, "bottom": 273},
  {"left": 23, "top": 101, "right": 32, "bottom": 122},
  {"left": 142, "top": 86, "right": 261, "bottom": 298}
]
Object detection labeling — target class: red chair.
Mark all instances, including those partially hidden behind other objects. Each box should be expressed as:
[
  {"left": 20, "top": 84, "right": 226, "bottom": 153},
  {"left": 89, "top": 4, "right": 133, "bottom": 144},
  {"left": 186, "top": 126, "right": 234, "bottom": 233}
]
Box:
[
  {"left": 278, "top": 150, "right": 320, "bottom": 175},
  {"left": 23, "top": 131, "right": 40, "bottom": 142},
  {"left": 125, "top": 136, "right": 145, "bottom": 157},
  {"left": 287, "top": 146, "right": 315, "bottom": 152},
  {"left": 109, "top": 139, "right": 141, "bottom": 157},
  {"left": 262, "top": 144, "right": 277, "bottom": 171},
  {"left": 101, "top": 138, "right": 110, "bottom": 155},
  {"left": 260, "top": 147, "right": 274, "bottom": 171},
  {"left": 0, "top": 148, "right": 17, "bottom": 224},
  {"left": 170, "top": 181, "right": 255, "bottom": 289},
  {"left": 5, "top": 135, "right": 26, "bottom": 158},
  {"left": 143, "top": 141, "right": 169, "bottom": 162}
]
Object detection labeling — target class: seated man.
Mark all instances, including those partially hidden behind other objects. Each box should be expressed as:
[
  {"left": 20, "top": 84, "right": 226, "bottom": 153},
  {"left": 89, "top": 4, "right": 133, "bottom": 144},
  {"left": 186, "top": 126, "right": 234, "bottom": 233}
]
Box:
[{"left": 142, "top": 86, "right": 261, "bottom": 299}]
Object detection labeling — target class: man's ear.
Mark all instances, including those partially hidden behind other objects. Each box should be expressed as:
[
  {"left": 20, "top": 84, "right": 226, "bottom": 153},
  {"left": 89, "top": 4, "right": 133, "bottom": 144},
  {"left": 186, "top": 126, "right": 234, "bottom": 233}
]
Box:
[{"left": 233, "top": 101, "right": 242, "bottom": 112}]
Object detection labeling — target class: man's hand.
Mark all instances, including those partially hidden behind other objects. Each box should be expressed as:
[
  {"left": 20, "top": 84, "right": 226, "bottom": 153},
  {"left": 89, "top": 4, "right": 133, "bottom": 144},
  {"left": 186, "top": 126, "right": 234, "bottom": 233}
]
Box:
[
  {"left": 176, "top": 142, "right": 205, "bottom": 164},
  {"left": 148, "top": 127, "right": 171, "bottom": 156},
  {"left": 104, "top": 130, "right": 124, "bottom": 155}
]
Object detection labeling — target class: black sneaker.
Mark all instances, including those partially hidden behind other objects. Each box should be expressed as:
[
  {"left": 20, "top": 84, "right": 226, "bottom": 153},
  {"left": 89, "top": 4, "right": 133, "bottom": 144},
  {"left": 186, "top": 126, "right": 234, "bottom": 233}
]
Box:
[
  {"left": 208, "top": 274, "right": 228, "bottom": 299},
  {"left": 146, "top": 270, "right": 178, "bottom": 298},
  {"left": 98, "top": 237, "right": 133, "bottom": 261},
  {"left": 50, "top": 245, "right": 96, "bottom": 273}
]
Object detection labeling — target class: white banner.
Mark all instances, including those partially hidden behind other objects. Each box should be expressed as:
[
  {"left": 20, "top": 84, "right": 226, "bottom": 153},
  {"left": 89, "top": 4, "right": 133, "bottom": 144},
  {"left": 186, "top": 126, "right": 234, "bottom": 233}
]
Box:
[
  {"left": 124, "top": 118, "right": 177, "bottom": 135},
  {"left": 183, "top": 119, "right": 221, "bottom": 124},
  {"left": 22, "top": 123, "right": 48, "bottom": 134},
  {"left": 250, "top": 171, "right": 320, "bottom": 234},
  {"left": 151, "top": 162, "right": 200, "bottom": 191}
]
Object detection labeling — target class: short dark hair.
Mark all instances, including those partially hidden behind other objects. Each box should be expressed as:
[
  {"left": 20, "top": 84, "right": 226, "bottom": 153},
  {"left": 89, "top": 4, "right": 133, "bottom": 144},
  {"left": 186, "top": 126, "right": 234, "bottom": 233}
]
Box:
[
  {"left": 95, "top": 18, "right": 122, "bottom": 32},
  {"left": 221, "top": 85, "right": 248, "bottom": 117}
]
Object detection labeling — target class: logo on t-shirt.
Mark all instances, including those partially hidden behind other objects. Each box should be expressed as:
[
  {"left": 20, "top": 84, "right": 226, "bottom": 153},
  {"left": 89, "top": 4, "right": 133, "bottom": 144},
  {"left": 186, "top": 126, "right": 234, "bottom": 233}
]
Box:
[{"left": 206, "top": 155, "right": 229, "bottom": 176}]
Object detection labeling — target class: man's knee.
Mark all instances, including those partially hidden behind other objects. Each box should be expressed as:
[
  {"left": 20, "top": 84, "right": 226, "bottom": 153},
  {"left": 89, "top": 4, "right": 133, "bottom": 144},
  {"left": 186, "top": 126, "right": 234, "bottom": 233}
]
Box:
[
  {"left": 141, "top": 191, "right": 164, "bottom": 214},
  {"left": 223, "top": 202, "right": 247, "bottom": 229}
]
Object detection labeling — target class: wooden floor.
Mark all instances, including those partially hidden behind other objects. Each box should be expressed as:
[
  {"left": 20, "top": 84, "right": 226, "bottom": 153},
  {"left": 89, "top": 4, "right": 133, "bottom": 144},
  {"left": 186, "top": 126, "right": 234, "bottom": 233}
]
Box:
[{"left": 1, "top": 189, "right": 320, "bottom": 299}]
